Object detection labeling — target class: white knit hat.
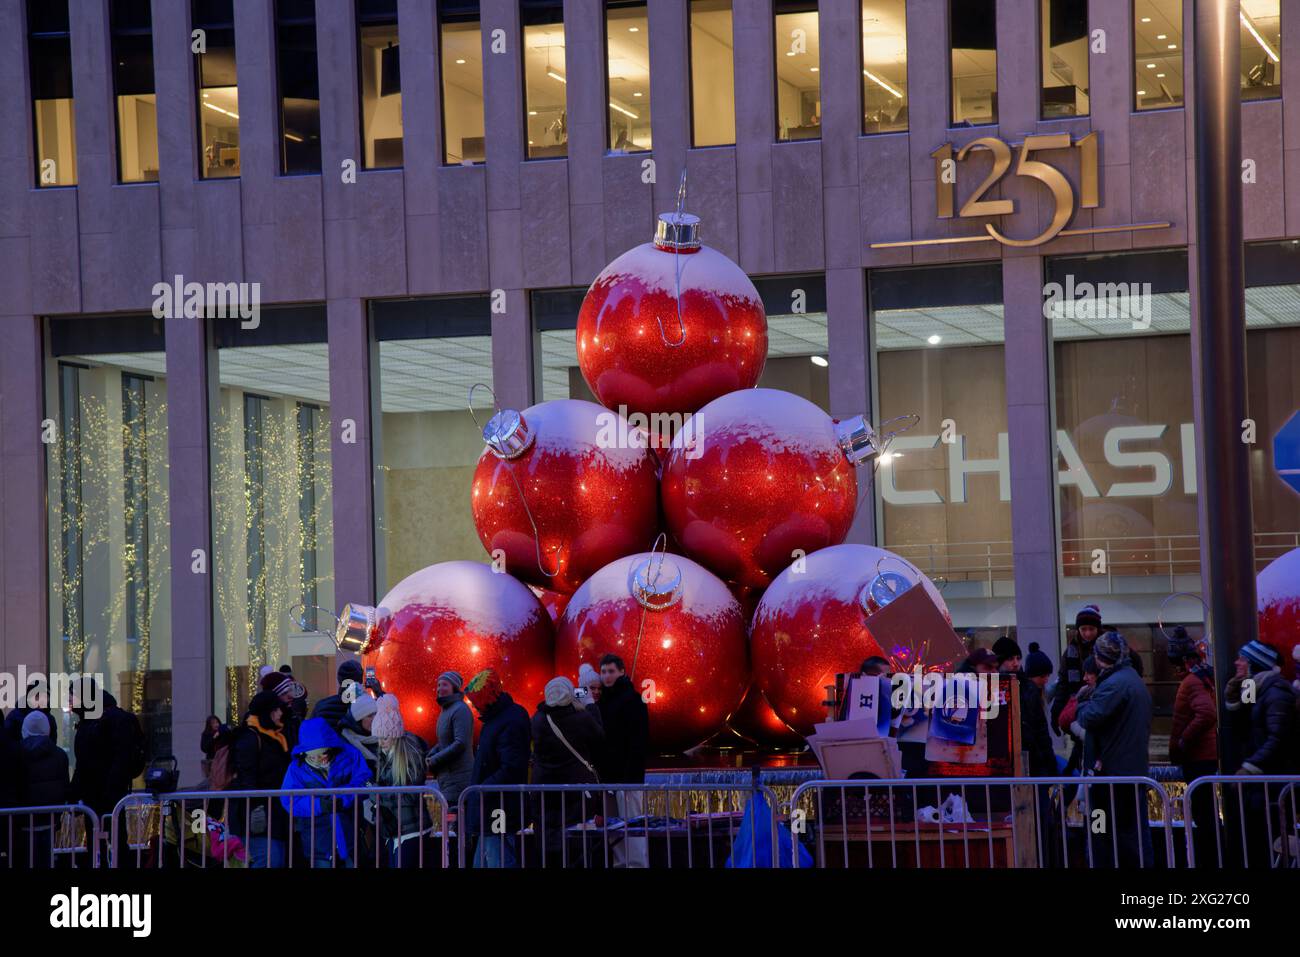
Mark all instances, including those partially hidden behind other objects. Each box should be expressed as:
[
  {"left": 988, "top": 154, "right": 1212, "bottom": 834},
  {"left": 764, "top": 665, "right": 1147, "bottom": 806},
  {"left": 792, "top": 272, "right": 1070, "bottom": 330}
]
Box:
[
  {"left": 371, "top": 694, "right": 404, "bottom": 740},
  {"left": 545, "top": 676, "right": 575, "bottom": 708},
  {"left": 578, "top": 663, "right": 601, "bottom": 689},
  {"left": 350, "top": 693, "right": 380, "bottom": 723}
]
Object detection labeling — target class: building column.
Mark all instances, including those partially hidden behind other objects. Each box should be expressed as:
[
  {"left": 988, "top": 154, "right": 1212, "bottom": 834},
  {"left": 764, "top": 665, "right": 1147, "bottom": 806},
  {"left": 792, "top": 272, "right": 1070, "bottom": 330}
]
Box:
[{"left": 827, "top": 268, "right": 876, "bottom": 545}]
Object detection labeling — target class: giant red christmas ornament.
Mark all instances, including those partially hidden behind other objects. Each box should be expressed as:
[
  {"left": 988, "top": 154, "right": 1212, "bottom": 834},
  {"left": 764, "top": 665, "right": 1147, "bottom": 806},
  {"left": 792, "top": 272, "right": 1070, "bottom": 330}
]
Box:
[
  {"left": 727, "top": 683, "right": 805, "bottom": 750},
  {"left": 577, "top": 211, "right": 767, "bottom": 419},
  {"left": 335, "top": 561, "right": 555, "bottom": 744},
  {"left": 662, "top": 388, "right": 885, "bottom": 588},
  {"left": 554, "top": 550, "right": 749, "bottom": 753},
  {"left": 471, "top": 399, "right": 661, "bottom": 595},
  {"left": 749, "top": 544, "right": 953, "bottom": 735},
  {"left": 1257, "top": 547, "right": 1300, "bottom": 680}
]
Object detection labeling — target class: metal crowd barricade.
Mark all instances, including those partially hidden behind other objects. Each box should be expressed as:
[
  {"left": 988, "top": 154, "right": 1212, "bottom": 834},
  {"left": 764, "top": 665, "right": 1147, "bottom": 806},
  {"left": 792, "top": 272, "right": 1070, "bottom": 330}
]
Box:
[
  {"left": 0, "top": 804, "right": 100, "bottom": 869},
  {"left": 109, "top": 785, "right": 450, "bottom": 869},
  {"left": 455, "top": 783, "right": 782, "bottom": 868},
  {"left": 787, "top": 776, "right": 1175, "bottom": 869},
  {"left": 1182, "top": 775, "right": 1300, "bottom": 868}
]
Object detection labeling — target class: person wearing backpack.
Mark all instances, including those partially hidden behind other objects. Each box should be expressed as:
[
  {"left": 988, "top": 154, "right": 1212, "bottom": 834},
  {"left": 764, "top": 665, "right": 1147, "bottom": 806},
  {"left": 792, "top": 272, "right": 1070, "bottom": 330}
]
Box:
[{"left": 230, "top": 691, "right": 293, "bottom": 868}]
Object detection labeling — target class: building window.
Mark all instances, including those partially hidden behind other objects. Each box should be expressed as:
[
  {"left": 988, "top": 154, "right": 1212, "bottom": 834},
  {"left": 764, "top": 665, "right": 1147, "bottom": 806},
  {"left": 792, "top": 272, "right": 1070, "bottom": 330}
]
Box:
[
  {"left": 28, "top": 0, "right": 77, "bottom": 186},
  {"left": 1133, "top": 0, "right": 1182, "bottom": 110},
  {"left": 950, "top": 0, "right": 997, "bottom": 126},
  {"left": 862, "top": 0, "right": 908, "bottom": 133},
  {"left": 871, "top": 263, "right": 1013, "bottom": 640},
  {"left": 775, "top": 1, "right": 820, "bottom": 141},
  {"left": 276, "top": 0, "right": 322, "bottom": 174},
  {"left": 371, "top": 297, "right": 495, "bottom": 594},
  {"left": 47, "top": 316, "right": 172, "bottom": 763},
  {"left": 1041, "top": 0, "right": 1089, "bottom": 118},
  {"left": 689, "top": 0, "right": 734, "bottom": 147},
  {"left": 111, "top": 0, "right": 159, "bottom": 182},
  {"left": 358, "top": 0, "right": 402, "bottom": 168},
  {"left": 606, "top": 2, "right": 651, "bottom": 153},
  {"left": 194, "top": 0, "right": 240, "bottom": 179},
  {"left": 212, "top": 308, "right": 334, "bottom": 721},
  {"left": 522, "top": 0, "right": 567, "bottom": 159},
  {"left": 440, "top": 2, "right": 484, "bottom": 164},
  {"left": 1240, "top": 0, "right": 1281, "bottom": 101}
]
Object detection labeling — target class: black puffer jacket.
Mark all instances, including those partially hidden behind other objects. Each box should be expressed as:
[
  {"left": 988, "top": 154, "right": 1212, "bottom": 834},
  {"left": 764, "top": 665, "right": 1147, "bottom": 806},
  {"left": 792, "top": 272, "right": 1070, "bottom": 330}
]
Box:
[
  {"left": 229, "top": 720, "right": 293, "bottom": 841},
  {"left": 532, "top": 702, "right": 603, "bottom": 784},
  {"left": 311, "top": 692, "right": 350, "bottom": 732},
  {"left": 464, "top": 692, "right": 531, "bottom": 838},
  {"left": 1019, "top": 676, "right": 1057, "bottom": 776},
  {"left": 1236, "top": 670, "right": 1298, "bottom": 774},
  {"left": 69, "top": 692, "right": 142, "bottom": 816},
  {"left": 595, "top": 676, "right": 649, "bottom": 783},
  {"left": 18, "top": 735, "right": 70, "bottom": 807}
]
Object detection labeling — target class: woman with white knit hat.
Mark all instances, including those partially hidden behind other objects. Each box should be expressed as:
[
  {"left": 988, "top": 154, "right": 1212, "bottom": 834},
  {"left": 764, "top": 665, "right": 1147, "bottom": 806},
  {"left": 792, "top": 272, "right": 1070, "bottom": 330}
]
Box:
[{"left": 369, "top": 694, "right": 433, "bottom": 868}]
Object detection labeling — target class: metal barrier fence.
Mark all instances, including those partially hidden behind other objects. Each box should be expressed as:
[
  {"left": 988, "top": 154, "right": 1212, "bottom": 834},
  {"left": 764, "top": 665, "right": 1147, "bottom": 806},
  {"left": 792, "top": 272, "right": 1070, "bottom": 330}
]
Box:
[
  {"left": 455, "top": 783, "right": 783, "bottom": 868},
  {"left": 788, "top": 777, "right": 1176, "bottom": 869},
  {"left": 0, "top": 804, "right": 101, "bottom": 869},
  {"left": 1182, "top": 775, "right": 1300, "bottom": 868},
  {"left": 108, "top": 786, "right": 450, "bottom": 869}
]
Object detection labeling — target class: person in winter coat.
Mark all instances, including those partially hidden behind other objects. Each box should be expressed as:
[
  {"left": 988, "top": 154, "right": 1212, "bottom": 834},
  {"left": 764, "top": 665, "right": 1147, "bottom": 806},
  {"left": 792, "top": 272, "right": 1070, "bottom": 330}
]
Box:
[
  {"left": 1017, "top": 643, "right": 1058, "bottom": 776},
  {"left": 596, "top": 653, "right": 650, "bottom": 867},
  {"left": 1051, "top": 604, "right": 1103, "bottom": 750},
  {"left": 201, "top": 715, "right": 231, "bottom": 760},
  {"left": 259, "top": 668, "right": 306, "bottom": 748},
  {"left": 280, "top": 717, "right": 372, "bottom": 868},
  {"left": 1166, "top": 628, "right": 1217, "bottom": 864},
  {"left": 338, "top": 693, "right": 381, "bottom": 777},
  {"left": 1074, "top": 632, "right": 1154, "bottom": 867},
  {"left": 463, "top": 669, "right": 531, "bottom": 868},
  {"left": 68, "top": 679, "right": 143, "bottom": 818},
  {"left": 4, "top": 678, "right": 58, "bottom": 745},
  {"left": 230, "top": 691, "right": 293, "bottom": 868},
  {"left": 368, "top": 694, "right": 432, "bottom": 868},
  {"left": 425, "top": 671, "right": 475, "bottom": 806},
  {"left": 310, "top": 659, "right": 365, "bottom": 731},
  {"left": 14, "top": 711, "right": 70, "bottom": 868},
  {"left": 532, "top": 677, "right": 605, "bottom": 863}
]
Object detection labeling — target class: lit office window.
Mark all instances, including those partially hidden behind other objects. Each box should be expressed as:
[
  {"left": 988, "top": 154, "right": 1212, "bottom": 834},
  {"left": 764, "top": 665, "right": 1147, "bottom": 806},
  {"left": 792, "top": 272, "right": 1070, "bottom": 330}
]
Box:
[
  {"left": 47, "top": 317, "right": 172, "bottom": 760},
  {"left": 862, "top": 0, "right": 908, "bottom": 133},
  {"left": 372, "top": 297, "right": 495, "bottom": 594},
  {"left": 28, "top": 0, "right": 77, "bottom": 186},
  {"left": 440, "top": 3, "right": 484, "bottom": 164},
  {"left": 1240, "top": 0, "right": 1281, "bottom": 100},
  {"left": 950, "top": 0, "right": 997, "bottom": 126},
  {"left": 775, "top": 1, "right": 821, "bottom": 141},
  {"left": 690, "top": 0, "right": 734, "bottom": 147},
  {"left": 276, "top": 0, "right": 322, "bottom": 174},
  {"left": 194, "top": 0, "right": 240, "bottom": 179},
  {"left": 1041, "top": 0, "right": 1089, "bottom": 118},
  {"left": 111, "top": 0, "right": 159, "bottom": 182},
  {"left": 211, "top": 308, "right": 335, "bottom": 720},
  {"left": 1133, "top": 0, "right": 1182, "bottom": 110},
  {"left": 358, "top": 0, "right": 402, "bottom": 168},
  {"left": 523, "top": 0, "right": 567, "bottom": 159},
  {"left": 606, "top": 2, "right": 651, "bottom": 152}
]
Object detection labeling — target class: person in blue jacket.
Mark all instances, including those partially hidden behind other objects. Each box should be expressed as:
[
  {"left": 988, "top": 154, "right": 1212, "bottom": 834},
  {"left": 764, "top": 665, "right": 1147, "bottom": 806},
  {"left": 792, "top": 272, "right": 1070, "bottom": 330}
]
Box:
[{"left": 280, "top": 717, "right": 372, "bottom": 868}]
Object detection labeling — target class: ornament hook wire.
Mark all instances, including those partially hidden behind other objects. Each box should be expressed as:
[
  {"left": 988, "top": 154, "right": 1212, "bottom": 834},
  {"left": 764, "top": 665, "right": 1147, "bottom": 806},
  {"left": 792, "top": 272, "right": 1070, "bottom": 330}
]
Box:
[
  {"left": 656, "top": 169, "right": 689, "bottom": 349},
  {"left": 629, "top": 532, "right": 673, "bottom": 683},
  {"left": 288, "top": 601, "right": 343, "bottom": 637},
  {"left": 466, "top": 382, "right": 499, "bottom": 433},
  {"left": 1157, "top": 591, "right": 1212, "bottom": 647}
]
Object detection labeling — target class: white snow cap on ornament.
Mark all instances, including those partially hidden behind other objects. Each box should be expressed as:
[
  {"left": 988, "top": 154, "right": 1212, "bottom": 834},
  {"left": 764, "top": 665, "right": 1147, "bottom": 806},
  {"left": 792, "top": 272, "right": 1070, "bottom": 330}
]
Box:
[
  {"left": 379, "top": 560, "right": 545, "bottom": 636},
  {"left": 596, "top": 243, "right": 763, "bottom": 305},
  {"left": 518, "top": 399, "right": 653, "bottom": 473},
  {"left": 673, "top": 388, "right": 839, "bottom": 459},
  {"left": 754, "top": 543, "right": 945, "bottom": 623},
  {"left": 565, "top": 552, "right": 740, "bottom": 623}
]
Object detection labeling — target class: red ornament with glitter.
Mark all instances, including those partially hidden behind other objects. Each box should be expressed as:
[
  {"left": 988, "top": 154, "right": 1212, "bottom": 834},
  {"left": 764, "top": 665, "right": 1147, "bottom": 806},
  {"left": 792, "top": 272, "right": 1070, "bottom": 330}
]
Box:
[
  {"left": 1257, "top": 546, "right": 1300, "bottom": 680},
  {"left": 576, "top": 211, "right": 767, "bottom": 419},
  {"left": 554, "top": 550, "right": 749, "bottom": 754},
  {"left": 727, "top": 683, "right": 805, "bottom": 750},
  {"left": 749, "top": 544, "right": 955, "bottom": 736},
  {"left": 334, "top": 561, "right": 555, "bottom": 745},
  {"left": 471, "top": 399, "right": 661, "bottom": 595},
  {"left": 661, "top": 388, "right": 889, "bottom": 588}
]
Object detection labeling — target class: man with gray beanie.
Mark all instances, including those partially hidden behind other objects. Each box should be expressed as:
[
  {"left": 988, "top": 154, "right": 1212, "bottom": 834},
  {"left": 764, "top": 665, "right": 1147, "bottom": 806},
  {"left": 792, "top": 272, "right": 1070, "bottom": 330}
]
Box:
[
  {"left": 1075, "top": 631, "right": 1154, "bottom": 866},
  {"left": 426, "top": 671, "right": 474, "bottom": 806}
]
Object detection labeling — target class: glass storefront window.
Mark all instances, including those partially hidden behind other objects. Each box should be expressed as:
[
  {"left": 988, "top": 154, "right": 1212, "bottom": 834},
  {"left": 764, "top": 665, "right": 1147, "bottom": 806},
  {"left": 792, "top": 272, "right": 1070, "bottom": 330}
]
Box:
[
  {"left": 276, "top": 0, "right": 322, "bottom": 174},
  {"left": 862, "top": 0, "right": 908, "bottom": 134},
  {"left": 441, "top": 3, "right": 484, "bottom": 164},
  {"left": 690, "top": 0, "right": 734, "bottom": 147},
  {"left": 775, "top": 1, "right": 821, "bottom": 142},
  {"left": 211, "top": 309, "right": 335, "bottom": 722},
  {"left": 111, "top": 0, "right": 159, "bottom": 183},
  {"left": 1240, "top": 0, "right": 1281, "bottom": 101},
  {"left": 523, "top": 0, "right": 567, "bottom": 159},
  {"left": 871, "top": 263, "right": 1013, "bottom": 643},
  {"left": 46, "top": 317, "right": 172, "bottom": 762},
  {"left": 950, "top": 0, "right": 997, "bottom": 126},
  {"left": 28, "top": 0, "right": 77, "bottom": 187},
  {"left": 1134, "top": 0, "right": 1183, "bottom": 111},
  {"left": 194, "top": 0, "right": 240, "bottom": 179},
  {"left": 372, "top": 297, "right": 495, "bottom": 594},
  {"left": 1041, "top": 0, "right": 1089, "bottom": 118},
  {"left": 606, "top": 2, "right": 651, "bottom": 153},
  {"left": 358, "top": 0, "right": 402, "bottom": 169}
]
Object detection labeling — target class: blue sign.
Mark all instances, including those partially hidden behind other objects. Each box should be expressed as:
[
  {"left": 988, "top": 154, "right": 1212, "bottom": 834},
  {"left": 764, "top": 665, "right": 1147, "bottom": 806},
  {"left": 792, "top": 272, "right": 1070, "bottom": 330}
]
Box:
[{"left": 1276, "top": 410, "right": 1300, "bottom": 495}]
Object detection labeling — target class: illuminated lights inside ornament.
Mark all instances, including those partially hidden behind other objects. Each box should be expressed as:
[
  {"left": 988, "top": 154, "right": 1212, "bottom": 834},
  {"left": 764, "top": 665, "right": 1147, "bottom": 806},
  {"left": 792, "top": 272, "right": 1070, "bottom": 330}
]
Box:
[
  {"left": 482, "top": 408, "right": 535, "bottom": 460},
  {"left": 335, "top": 602, "right": 379, "bottom": 654}
]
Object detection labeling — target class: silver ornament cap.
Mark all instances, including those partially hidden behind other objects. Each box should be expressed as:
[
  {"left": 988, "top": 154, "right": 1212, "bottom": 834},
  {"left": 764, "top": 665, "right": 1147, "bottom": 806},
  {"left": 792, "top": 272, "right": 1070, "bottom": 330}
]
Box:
[
  {"left": 483, "top": 408, "right": 535, "bottom": 460},
  {"left": 654, "top": 212, "right": 702, "bottom": 251},
  {"left": 335, "top": 603, "right": 378, "bottom": 654},
  {"left": 631, "top": 555, "right": 684, "bottom": 611},
  {"left": 834, "top": 415, "right": 886, "bottom": 466}
]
